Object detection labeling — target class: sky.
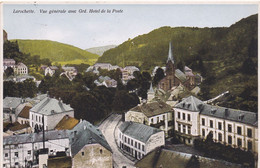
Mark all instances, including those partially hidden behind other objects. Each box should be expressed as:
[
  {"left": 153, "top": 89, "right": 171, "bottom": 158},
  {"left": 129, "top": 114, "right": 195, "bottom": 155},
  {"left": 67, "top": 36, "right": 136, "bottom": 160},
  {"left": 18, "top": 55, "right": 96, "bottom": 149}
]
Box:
[{"left": 3, "top": 3, "right": 258, "bottom": 49}]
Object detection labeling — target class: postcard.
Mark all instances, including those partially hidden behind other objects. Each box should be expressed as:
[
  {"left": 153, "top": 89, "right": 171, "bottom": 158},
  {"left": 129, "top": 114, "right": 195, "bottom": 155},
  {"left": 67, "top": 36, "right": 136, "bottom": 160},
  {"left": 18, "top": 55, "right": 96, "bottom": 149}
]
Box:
[{"left": 1, "top": 2, "right": 258, "bottom": 168}]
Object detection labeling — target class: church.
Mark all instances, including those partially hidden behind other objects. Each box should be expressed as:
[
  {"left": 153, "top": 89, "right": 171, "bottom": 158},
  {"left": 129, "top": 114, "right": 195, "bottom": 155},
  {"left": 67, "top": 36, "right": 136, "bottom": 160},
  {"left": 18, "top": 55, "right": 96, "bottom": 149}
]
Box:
[{"left": 158, "top": 42, "right": 195, "bottom": 91}]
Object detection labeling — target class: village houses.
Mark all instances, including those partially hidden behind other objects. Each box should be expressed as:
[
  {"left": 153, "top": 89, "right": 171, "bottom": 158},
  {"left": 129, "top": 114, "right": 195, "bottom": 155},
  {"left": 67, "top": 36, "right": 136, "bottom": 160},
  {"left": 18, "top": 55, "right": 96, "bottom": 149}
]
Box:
[
  {"left": 44, "top": 66, "right": 58, "bottom": 76},
  {"left": 14, "top": 62, "right": 28, "bottom": 75},
  {"left": 3, "top": 120, "right": 112, "bottom": 168},
  {"left": 125, "top": 101, "right": 174, "bottom": 138},
  {"left": 3, "top": 58, "right": 16, "bottom": 71}
]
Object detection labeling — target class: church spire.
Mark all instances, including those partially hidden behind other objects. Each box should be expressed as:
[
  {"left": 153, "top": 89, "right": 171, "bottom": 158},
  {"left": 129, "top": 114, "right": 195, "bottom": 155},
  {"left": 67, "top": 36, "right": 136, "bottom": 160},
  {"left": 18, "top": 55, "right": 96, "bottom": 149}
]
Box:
[{"left": 167, "top": 41, "right": 174, "bottom": 64}]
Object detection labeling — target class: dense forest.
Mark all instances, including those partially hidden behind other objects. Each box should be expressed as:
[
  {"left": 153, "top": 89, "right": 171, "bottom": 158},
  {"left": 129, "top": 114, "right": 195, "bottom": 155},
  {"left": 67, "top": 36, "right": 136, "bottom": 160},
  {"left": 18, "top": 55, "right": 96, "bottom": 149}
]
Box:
[{"left": 98, "top": 14, "right": 258, "bottom": 112}]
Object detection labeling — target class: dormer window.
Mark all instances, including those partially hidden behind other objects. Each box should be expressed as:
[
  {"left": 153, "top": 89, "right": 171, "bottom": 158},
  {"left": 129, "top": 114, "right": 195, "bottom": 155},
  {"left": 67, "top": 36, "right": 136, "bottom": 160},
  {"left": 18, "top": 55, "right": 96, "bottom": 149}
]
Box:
[{"left": 238, "top": 114, "right": 244, "bottom": 120}]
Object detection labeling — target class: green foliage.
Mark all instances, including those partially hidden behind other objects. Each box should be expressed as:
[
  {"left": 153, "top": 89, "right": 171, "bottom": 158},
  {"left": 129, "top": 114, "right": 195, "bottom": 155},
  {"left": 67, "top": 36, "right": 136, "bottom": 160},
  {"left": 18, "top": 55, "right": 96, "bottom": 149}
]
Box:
[
  {"left": 98, "top": 14, "right": 258, "bottom": 111},
  {"left": 153, "top": 68, "right": 165, "bottom": 86},
  {"left": 12, "top": 39, "right": 99, "bottom": 65},
  {"left": 193, "top": 138, "right": 255, "bottom": 167},
  {"left": 4, "top": 79, "right": 38, "bottom": 98}
]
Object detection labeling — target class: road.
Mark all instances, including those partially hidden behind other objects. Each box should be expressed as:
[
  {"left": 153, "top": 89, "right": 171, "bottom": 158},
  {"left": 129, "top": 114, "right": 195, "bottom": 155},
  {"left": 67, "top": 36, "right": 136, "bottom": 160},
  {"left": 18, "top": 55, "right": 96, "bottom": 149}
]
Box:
[{"left": 99, "top": 114, "right": 136, "bottom": 168}]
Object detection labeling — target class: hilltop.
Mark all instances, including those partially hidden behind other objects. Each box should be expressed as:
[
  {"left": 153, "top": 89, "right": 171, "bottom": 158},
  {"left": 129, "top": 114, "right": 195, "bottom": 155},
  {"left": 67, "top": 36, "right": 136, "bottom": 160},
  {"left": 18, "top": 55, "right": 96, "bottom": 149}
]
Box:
[
  {"left": 86, "top": 45, "right": 117, "bottom": 56},
  {"left": 11, "top": 39, "right": 99, "bottom": 65},
  {"left": 97, "top": 14, "right": 258, "bottom": 112}
]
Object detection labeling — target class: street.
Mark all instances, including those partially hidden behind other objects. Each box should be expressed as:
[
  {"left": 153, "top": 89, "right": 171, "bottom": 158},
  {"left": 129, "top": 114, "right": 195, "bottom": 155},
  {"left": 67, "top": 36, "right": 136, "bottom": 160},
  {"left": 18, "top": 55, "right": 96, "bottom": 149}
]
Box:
[{"left": 99, "top": 114, "right": 136, "bottom": 168}]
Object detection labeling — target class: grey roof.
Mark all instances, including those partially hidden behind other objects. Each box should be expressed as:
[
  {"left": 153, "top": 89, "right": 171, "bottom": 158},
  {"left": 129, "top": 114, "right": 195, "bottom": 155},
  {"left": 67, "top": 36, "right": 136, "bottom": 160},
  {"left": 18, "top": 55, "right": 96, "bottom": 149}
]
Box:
[
  {"left": 69, "top": 120, "right": 112, "bottom": 157},
  {"left": 129, "top": 101, "right": 172, "bottom": 117},
  {"left": 119, "top": 122, "right": 162, "bottom": 143},
  {"left": 30, "top": 97, "right": 73, "bottom": 115},
  {"left": 3, "top": 130, "right": 69, "bottom": 145},
  {"left": 167, "top": 42, "right": 174, "bottom": 64},
  {"left": 3, "top": 97, "right": 23, "bottom": 109},
  {"left": 175, "top": 96, "right": 204, "bottom": 112},
  {"left": 175, "top": 96, "right": 258, "bottom": 127},
  {"left": 175, "top": 69, "right": 187, "bottom": 83}
]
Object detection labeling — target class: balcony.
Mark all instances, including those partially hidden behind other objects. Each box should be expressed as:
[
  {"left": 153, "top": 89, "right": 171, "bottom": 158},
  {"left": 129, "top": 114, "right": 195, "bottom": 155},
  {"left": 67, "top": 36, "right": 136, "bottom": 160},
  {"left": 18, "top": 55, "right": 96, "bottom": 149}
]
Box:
[{"left": 176, "top": 118, "right": 192, "bottom": 125}]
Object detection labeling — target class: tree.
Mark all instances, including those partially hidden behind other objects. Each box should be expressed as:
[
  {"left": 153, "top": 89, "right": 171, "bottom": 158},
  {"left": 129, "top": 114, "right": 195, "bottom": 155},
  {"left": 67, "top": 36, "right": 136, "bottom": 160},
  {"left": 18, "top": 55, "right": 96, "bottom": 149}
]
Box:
[
  {"left": 241, "top": 58, "right": 256, "bottom": 75},
  {"left": 153, "top": 68, "right": 165, "bottom": 86},
  {"left": 4, "top": 67, "right": 14, "bottom": 77}
]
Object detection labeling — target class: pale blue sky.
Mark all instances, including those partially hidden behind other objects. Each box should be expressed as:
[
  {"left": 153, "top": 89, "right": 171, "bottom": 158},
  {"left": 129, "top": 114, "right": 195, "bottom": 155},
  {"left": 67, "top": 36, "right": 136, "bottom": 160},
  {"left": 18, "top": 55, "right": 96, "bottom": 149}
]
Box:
[{"left": 3, "top": 4, "right": 258, "bottom": 49}]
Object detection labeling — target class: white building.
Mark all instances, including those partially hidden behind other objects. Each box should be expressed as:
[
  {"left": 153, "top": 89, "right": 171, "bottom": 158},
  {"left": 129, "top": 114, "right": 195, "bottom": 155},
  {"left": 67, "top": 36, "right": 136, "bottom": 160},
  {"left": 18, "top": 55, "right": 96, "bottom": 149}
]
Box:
[
  {"left": 173, "top": 96, "right": 258, "bottom": 154},
  {"left": 94, "top": 63, "right": 112, "bottom": 70},
  {"left": 44, "top": 66, "right": 58, "bottom": 76},
  {"left": 118, "top": 121, "right": 165, "bottom": 160},
  {"left": 3, "top": 97, "right": 26, "bottom": 123},
  {"left": 29, "top": 96, "right": 74, "bottom": 131},
  {"left": 3, "top": 58, "right": 16, "bottom": 71},
  {"left": 125, "top": 101, "right": 173, "bottom": 138},
  {"left": 3, "top": 130, "right": 70, "bottom": 168},
  {"left": 14, "top": 62, "right": 28, "bottom": 75}
]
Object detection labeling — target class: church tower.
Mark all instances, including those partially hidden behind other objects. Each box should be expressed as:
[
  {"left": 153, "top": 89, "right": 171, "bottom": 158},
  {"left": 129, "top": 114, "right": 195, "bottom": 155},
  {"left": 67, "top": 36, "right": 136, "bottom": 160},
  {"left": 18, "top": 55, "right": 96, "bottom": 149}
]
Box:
[{"left": 165, "top": 42, "right": 175, "bottom": 76}]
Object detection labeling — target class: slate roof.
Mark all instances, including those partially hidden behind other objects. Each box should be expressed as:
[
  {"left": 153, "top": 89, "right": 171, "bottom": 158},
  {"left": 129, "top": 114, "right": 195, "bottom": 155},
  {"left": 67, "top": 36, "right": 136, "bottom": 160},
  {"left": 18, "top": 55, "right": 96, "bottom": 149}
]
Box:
[
  {"left": 30, "top": 97, "right": 73, "bottom": 115},
  {"left": 135, "top": 148, "right": 242, "bottom": 168},
  {"left": 119, "top": 122, "right": 162, "bottom": 143},
  {"left": 3, "top": 129, "right": 69, "bottom": 145},
  {"left": 175, "top": 96, "right": 204, "bottom": 112},
  {"left": 175, "top": 96, "right": 258, "bottom": 127},
  {"left": 3, "top": 97, "right": 23, "bottom": 109},
  {"left": 55, "top": 115, "right": 79, "bottom": 130},
  {"left": 18, "top": 106, "right": 31, "bottom": 119},
  {"left": 69, "top": 120, "right": 112, "bottom": 157},
  {"left": 175, "top": 69, "right": 187, "bottom": 83},
  {"left": 129, "top": 101, "right": 172, "bottom": 117}
]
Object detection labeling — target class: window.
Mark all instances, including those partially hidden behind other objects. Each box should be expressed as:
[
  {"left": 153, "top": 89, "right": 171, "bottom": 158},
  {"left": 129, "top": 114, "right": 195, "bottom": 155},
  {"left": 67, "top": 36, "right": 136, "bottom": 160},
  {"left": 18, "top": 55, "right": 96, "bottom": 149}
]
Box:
[
  {"left": 31, "top": 114, "right": 33, "bottom": 120},
  {"left": 210, "top": 120, "right": 213, "bottom": 128},
  {"left": 151, "top": 118, "right": 154, "bottom": 124},
  {"left": 128, "top": 138, "right": 130, "bottom": 144},
  {"left": 138, "top": 143, "right": 140, "bottom": 149},
  {"left": 188, "top": 126, "right": 191, "bottom": 134},
  {"left": 237, "top": 138, "right": 242, "bottom": 147},
  {"left": 228, "top": 124, "right": 232, "bottom": 132},
  {"left": 27, "top": 150, "right": 31, "bottom": 155},
  {"left": 202, "top": 129, "right": 205, "bottom": 137},
  {"left": 125, "top": 137, "right": 127, "bottom": 143},
  {"left": 5, "top": 153, "right": 8, "bottom": 157},
  {"left": 228, "top": 136, "right": 232, "bottom": 145},
  {"left": 178, "top": 112, "right": 180, "bottom": 119},
  {"left": 237, "top": 126, "right": 242, "bottom": 135},
  {"left": 183, "top": 113, "right": 186, "bottom": 120},
  {"left": 131, "top": 139, "right": 133, "bottom": 146},
  {"left": 188, "top": 114, "right": 191, "bottom": 121},
  {"left": 163, "top": 115, "right": 165, "bottom": 120},
  {"left": 248, "top": 141, "right": 252, "bottom": 150},
  {"left": 100, "top": 149, "right": 103, "bottom": 154},
  {"left": 36, "top": 116, "right": 37, "bottom": 122},
  {"left": 15, "top": 152, "right": 18, "bottom": 157},
  {"left": 178, "top": 124, "right": 181, "bottom": 132},
  {"left": 183, "top": 125, "right": 186, "bottom": 134},
  {"left": 82, "top": 152, "right": 84, "bottom": 156},
  {"left": 218, "top": 133, "right": 222, "bottom": 142},
  {"left": 247, "top": 128, "right": 252, "bottom": 138},
  {"left": 157, "top": 117, "right": 160, "bottom": 122},
  {"left": 135, "top": 142, "right": 137, "bottom": 148},
  {"left": 202, "top": 118, "right": 205, "bottom": 126},
  {"left": 142, "top": 145, "right": 144, "bottom": 151},
  {"left": 218, "top": 122, "right": 222, "bottom": 130}
]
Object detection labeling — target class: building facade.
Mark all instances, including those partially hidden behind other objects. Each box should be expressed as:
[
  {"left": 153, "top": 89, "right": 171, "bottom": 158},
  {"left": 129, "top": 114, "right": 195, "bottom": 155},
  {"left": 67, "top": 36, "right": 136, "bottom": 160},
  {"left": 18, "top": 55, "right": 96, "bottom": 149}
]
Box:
[
  {"left": 125, "top": 101, "right": 174, "bottom": 137},
  {"left": 3, "top": 130, "right": 70, "bottom": 168},
  {"left": 173, "top": 96, "right": 258, "bottom": 154},
  {"left": 118, "top": 121, "right": 165, "bottom": 160},
  {"left": 29, "top": 97, "right": 74, "bottom": 131},
  {"left": 14, "top": 63, "right": 28, "bottom": 75}
]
